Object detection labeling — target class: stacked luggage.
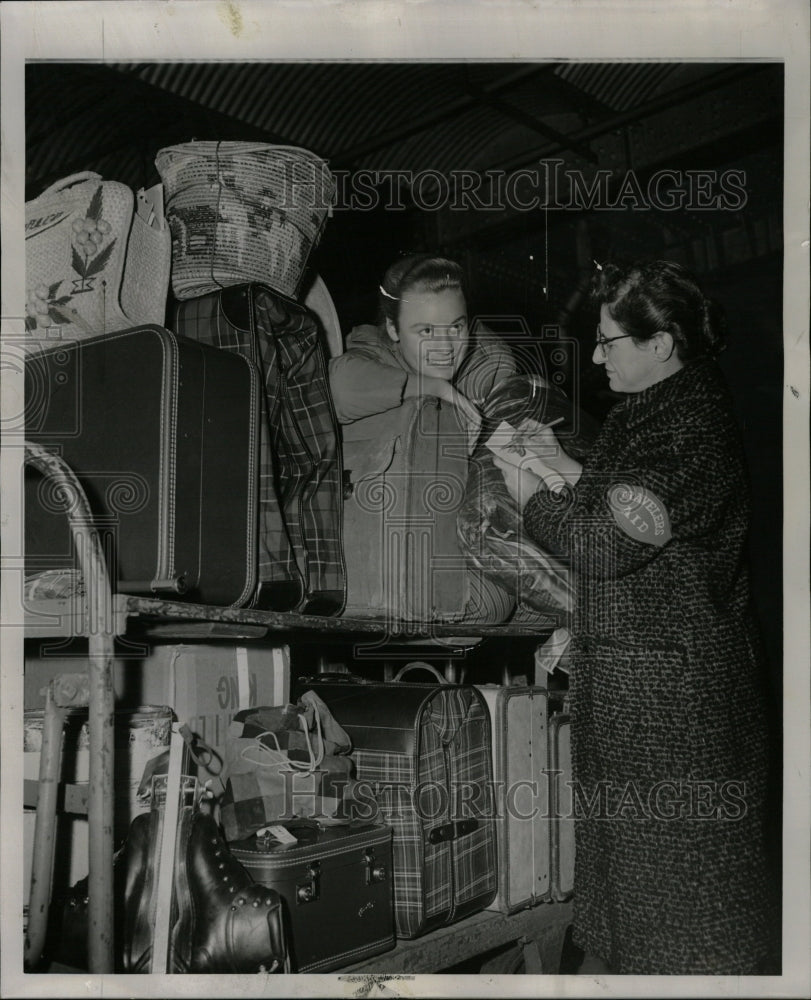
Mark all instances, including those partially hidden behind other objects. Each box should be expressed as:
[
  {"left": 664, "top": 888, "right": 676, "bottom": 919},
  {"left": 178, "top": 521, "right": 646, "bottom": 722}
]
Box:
[
  {"left": 296, "top": 663, "right": 575, "bottom": 940},
  {"left": 24, "top": 142, "right": 578, "bottom": 974},
  {"left": 24, "top": 142, "right": 346, "bottom": 614}
]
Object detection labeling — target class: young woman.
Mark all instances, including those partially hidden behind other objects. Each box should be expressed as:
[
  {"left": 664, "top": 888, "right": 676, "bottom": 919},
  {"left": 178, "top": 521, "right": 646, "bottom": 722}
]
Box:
[
  {"left": 494, "top": 259, "right": 779, "bottom": 974},
  {"left": 329, "top": 253, "right": 520, "bottom": 623},
  {"left": 329, "top": 253, "right": 516, "bottom": 448}
]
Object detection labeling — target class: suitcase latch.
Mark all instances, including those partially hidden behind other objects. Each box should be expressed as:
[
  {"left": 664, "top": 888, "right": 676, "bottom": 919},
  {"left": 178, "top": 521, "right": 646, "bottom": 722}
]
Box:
[
  {"left": 363, "top": 849, "right": 387, "bottom": 886},
  {"left": 427, "top": 818, "right": 479, "bottom": 844},
  {"left": 296, "top": 862, "right": 320, "bottom": 905}
]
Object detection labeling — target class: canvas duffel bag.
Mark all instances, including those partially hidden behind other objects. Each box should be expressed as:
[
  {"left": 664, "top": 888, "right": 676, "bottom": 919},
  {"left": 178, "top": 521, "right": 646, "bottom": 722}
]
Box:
[{"left": 341, "top": 397, "right": 513, "bottom": 624}]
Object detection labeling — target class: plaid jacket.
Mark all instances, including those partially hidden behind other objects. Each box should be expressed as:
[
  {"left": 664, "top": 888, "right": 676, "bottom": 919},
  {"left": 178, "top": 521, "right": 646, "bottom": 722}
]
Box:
[{"left": 175, "top": 285, "right": 345, "bottom": 614}]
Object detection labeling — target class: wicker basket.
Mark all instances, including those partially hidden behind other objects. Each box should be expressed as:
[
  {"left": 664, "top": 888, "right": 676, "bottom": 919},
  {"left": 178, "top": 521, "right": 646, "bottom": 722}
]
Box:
[{"left": 155, "top": 142, "right": 335, "bottom": 300}]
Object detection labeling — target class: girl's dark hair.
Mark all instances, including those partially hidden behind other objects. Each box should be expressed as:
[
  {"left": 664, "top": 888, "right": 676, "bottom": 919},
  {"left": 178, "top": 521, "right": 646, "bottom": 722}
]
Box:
[
  {"left": 378, "top": 254, "right": 466, "bottom": 327},
  {"left": 591, "top": 260, "right": 726, "bottom": 361}
]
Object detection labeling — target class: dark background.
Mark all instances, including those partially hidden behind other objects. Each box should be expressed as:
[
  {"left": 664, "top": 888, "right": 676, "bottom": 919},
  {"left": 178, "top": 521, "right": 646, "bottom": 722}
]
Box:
[{"left": 25, "top": 60, "right": 784, "bottom": 695}]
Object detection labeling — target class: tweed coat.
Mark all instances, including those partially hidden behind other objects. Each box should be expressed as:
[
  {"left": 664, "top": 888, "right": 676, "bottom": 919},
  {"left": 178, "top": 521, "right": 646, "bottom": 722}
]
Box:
[{"left": 524, "top": 358, "right": 778, "bottom": 974}]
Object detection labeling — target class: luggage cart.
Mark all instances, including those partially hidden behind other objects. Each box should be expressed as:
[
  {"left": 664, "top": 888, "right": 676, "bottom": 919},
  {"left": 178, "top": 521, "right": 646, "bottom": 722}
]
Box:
[{"left": 21, "top": 444, "right": 571, "bottom": 976}]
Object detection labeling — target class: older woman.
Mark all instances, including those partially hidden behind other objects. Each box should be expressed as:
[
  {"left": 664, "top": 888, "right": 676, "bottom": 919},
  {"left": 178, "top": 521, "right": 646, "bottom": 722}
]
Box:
[{"left": 494, "top": 260, "right": 778, "bottom": 974}]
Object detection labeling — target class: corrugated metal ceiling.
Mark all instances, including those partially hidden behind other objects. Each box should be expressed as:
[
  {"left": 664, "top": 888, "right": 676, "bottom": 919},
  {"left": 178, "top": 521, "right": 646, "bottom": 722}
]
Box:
[
  {"left": 25, "top": 61, "right": 770, "bottom": 200},
  {"left": 23, "top": 61, "right": 680, "bottom": 188}
]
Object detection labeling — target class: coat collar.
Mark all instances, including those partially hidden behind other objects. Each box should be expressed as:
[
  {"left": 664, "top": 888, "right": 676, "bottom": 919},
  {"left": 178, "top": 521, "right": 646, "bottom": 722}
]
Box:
[{"left": 616, "top": 357, "right": 721, "bottom": 429}]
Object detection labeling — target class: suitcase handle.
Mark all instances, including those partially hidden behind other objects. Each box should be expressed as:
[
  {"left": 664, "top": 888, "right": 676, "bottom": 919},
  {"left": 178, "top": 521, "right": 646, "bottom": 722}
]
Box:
[
  {"left": 427, "top": 818, "right": 479, "bottom": 844},
  {"left": 300, "top": 671, "right": 370, "bottom": 684},
  {"left": 35, "top": 171, "right": 104, "bottom": 199},
  {"left": 393, "top": 662, "right": 445, "bottom": 684}
]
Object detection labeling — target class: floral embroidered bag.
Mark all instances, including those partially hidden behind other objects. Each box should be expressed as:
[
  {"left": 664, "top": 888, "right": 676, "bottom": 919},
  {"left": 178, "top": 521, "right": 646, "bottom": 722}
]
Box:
[{"left": 25, "top": 171, "right": 171, "bottom": 346}]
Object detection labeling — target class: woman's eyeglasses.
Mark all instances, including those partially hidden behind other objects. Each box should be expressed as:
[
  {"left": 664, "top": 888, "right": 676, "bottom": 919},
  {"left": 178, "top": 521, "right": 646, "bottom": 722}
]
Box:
[{"left": 595, "top": 326, "right": 635, "bottom": 357}]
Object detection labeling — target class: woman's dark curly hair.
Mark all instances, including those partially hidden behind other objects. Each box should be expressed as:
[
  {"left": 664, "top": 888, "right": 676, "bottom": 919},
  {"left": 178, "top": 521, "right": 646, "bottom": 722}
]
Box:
[
  {"left": 378, "top": 254, "right": 467, "bottom": 329},
  {"left": 591, "top": 260, "right": 726, "bottom": 361}
]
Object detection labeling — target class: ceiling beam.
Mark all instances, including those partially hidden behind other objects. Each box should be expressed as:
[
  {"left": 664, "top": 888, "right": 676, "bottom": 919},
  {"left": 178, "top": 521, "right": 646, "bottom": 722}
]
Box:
[
  {"left": 483, "top": 64, "right": 773, "bottom": 174},
  {"left": 464, "top": 74, "right": 598, "bottom": 164},
  {"left": 328, "top": 64, "right": 554, "bottom": 166},
  {"left": 531, "top": 69, "right": 616, "bottom": 120},
  {"left": 440, "top": 114, "right": 783, "bottom": 254}
]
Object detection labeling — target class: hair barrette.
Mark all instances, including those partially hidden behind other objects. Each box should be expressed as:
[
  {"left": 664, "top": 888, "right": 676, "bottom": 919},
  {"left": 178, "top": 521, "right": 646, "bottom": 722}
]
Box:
[{"left": 379, "top": 286, "right": 399, "bottom": 301}]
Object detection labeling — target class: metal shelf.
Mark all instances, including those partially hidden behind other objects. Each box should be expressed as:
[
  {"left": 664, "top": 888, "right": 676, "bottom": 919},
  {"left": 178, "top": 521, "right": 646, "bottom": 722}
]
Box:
[{"left": 24, "top": 593, "right": 560, "bottom": 641}]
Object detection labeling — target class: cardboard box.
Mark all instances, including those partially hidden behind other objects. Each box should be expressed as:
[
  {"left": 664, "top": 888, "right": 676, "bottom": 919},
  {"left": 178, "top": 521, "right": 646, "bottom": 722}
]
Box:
[
  {"left": 137, "top": 643, "right": 289, "bottom": 789},
  {"left": 25, "top": 640, "right": 291, "bottom": 790}
]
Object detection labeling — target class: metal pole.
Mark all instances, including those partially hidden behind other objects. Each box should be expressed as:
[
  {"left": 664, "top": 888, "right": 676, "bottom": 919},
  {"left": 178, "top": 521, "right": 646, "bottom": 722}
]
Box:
[
  {"left": 25, "top": 444, "right": 116, "bottom": 972},
  {"left": 87, "top": 629, "right": 115, "bottom": 972},
  {"left": 23, "top": 686, "right": 66, "bottom": 968}
]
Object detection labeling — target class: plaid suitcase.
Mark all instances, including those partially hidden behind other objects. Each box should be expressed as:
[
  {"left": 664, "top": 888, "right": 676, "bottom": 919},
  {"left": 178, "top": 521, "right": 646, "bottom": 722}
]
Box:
[
  {"left": 477, "top": 684, "right": 553, "bottom": 913},
  {"left": 230, "top": 820, "right": 395, "bottom": 972},
  {"left": 301, "top": 670, "right": 498, "bottom": 938},
  {"left": 24, "top": 326, "right": 259, "bottom": 607},
  {"left": 174, "top": 284, "right": 345, "bottom": 615}
]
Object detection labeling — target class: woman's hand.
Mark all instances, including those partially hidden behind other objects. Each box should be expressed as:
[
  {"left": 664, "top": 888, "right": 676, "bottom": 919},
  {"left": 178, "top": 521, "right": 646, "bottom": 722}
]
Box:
[
  {"left": 492, "top": 453, "right": 545, "bottom": 512},
  {"left": 518, "top": 418, "right": 583, "bottom": 484}
]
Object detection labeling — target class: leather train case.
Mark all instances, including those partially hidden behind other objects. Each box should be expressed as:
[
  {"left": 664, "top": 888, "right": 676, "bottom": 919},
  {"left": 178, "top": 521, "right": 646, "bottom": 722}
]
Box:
[
  {"left": 24, "top": 326, "right": 260, "bottom": 607},
  {"left": 229, "top": 820, "right": 395, "bottom": 972}
]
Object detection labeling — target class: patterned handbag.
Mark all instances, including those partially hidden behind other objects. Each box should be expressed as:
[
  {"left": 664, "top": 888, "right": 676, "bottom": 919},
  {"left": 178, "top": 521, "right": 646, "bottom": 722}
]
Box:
[{"left": 25, "top": 172, "right": 171, "bottom": 346}]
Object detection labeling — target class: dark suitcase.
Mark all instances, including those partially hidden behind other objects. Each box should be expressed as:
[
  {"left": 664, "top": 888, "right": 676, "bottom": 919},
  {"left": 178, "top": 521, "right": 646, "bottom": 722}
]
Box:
[
  {"left": 229, "top": 820, "right": 395, "bottom": 972},
  {"left": 24, "top": 326, "right": 260, "bottom": 607},
  {"left": 174, "top": 284, "right": 345, "bottom": 615},
  {"left": 301, "top": 670, "right": 498, "bottom": 938}
]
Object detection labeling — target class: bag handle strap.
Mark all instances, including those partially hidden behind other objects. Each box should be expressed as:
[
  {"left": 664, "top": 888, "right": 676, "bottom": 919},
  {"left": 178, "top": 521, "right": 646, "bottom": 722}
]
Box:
[
  {"left": 290, "top": 709, "right": 324, "bottom": 771},
  {"left": 34, "top": 172, "right": 103, "bottom": 200},
  {"left": 240, "top": 707, "right": 325, "bottom": 774},
  {"left": 393, "top": 661, "right": 446, "bottom": 684}
]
